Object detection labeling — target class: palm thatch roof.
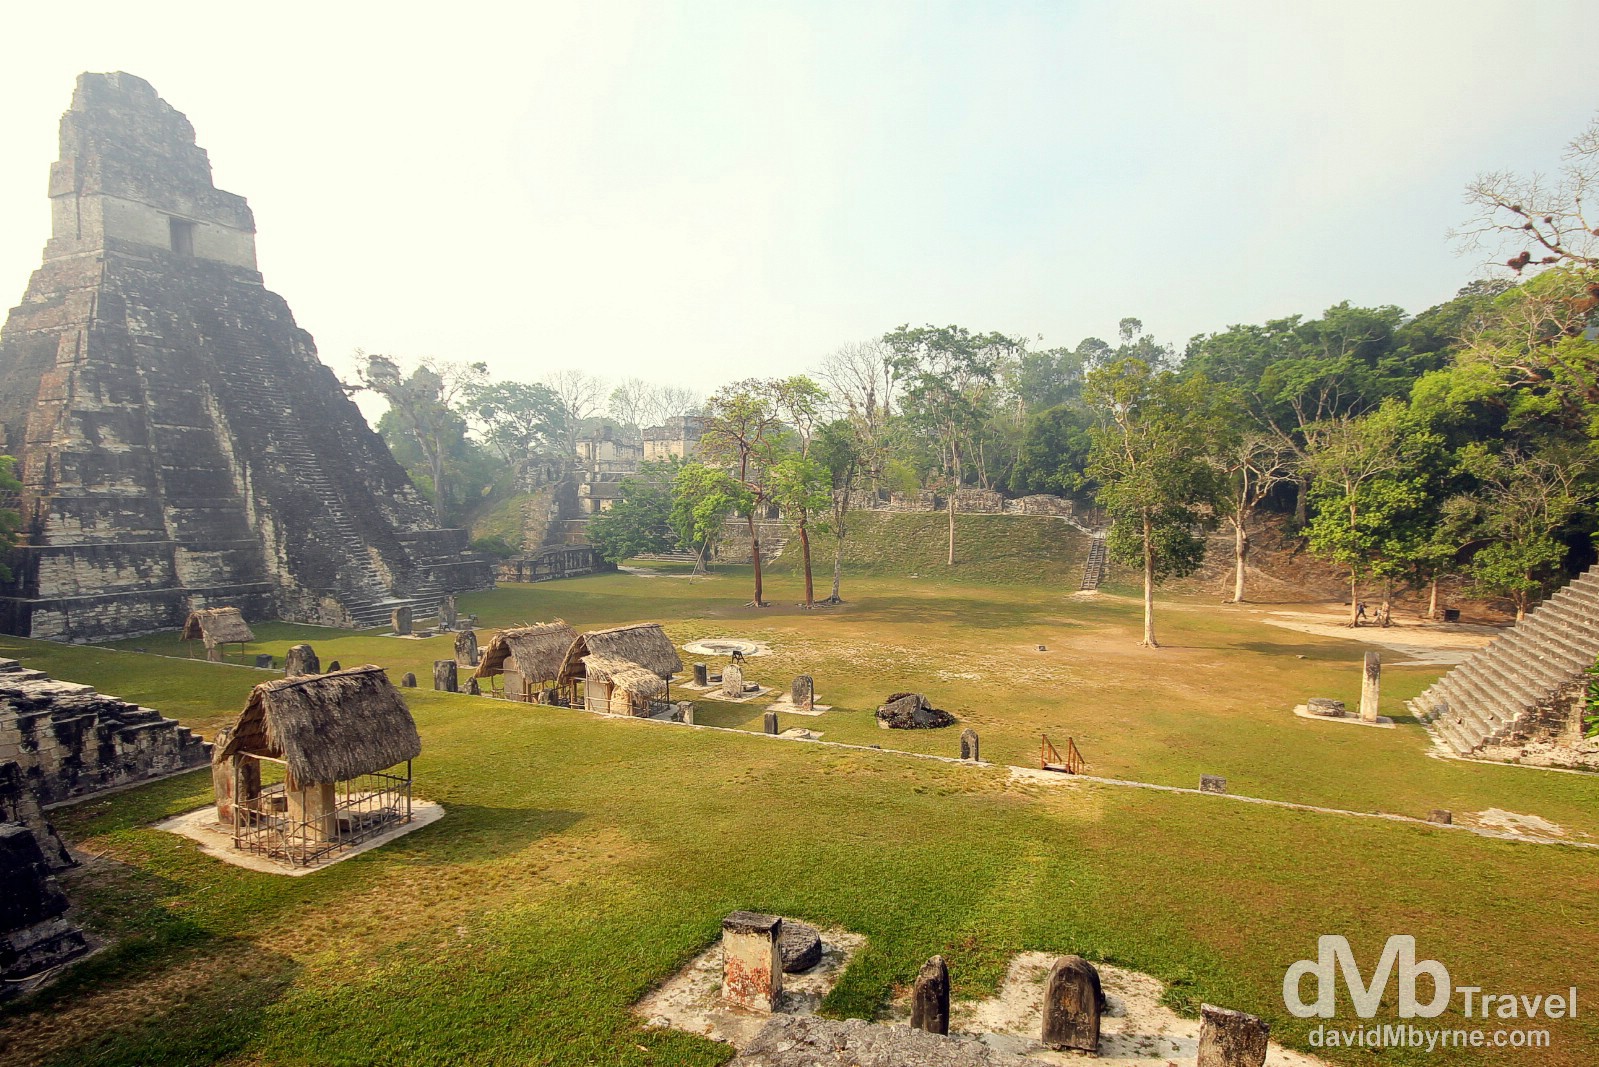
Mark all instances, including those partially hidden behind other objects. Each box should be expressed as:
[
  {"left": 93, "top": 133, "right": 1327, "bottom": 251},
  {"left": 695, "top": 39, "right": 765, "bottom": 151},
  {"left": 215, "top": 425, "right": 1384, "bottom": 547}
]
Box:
[
  {"left": 557, "top": 623, "right": 683, "bottom": 685},
  {"left": 216, "top": 665, "right": 421, "bottom": 784},
  {"left": 582, "top": 655, "right": 668, "bottom": 698},
  {"left": 181, "top": 607, "right": 254, "bottom": 646},
  {"left": 474, "top": 621, "right": 577, "bottom": 681}
]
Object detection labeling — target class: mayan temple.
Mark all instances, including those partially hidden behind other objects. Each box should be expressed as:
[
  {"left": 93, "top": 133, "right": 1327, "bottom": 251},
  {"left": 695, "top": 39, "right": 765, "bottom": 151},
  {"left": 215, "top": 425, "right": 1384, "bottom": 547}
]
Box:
[{"left": 0, "top": 73, "right": 490, "bottom": 640}]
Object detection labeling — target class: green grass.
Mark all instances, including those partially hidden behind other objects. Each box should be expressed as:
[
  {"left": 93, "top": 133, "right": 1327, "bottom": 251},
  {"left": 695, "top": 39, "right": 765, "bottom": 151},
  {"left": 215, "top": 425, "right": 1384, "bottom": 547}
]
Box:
[{"left": 2, "top": 564, "right": 1597, "bottom": 1065}]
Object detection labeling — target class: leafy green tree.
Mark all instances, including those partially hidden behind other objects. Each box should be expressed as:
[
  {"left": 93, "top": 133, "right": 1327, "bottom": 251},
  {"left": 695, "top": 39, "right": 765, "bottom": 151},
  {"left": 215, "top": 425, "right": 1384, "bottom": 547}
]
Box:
[
  {"left": 884, "top": 324, "right": 1023, "bottom": 565},
  {"left": 671, "top": 462, "right": 751, "bottom": 573},
  {"left": 1009, "top": 404, "right": 1095, "bottom": 497},
  {"left": 812, "top": 419, "right": 863, "bottom": 603},
  {"left": 1455, "top": 442, "right": 1594, "bottom": 619},
  {"left": 466, "top": 380, "right": 565, "bottom": 469},
  {"left": 352, "top": 353, "right": 489, "bottom": 520},
  {"left": 587, "top": 459, "right": 681, "bottom": 564},
  {"left": 1304, "top": 401, "right": 1446, "bottom": 625},
  {"left": 699, "top": 382, "right": 788, "bottom": 604},
  {"left": 0, "top": 455, "right": 21, "bottom": 582},
  {"left": 1085, "top": 356, "right": 1232, "bottom": 647},
  {"left": 769, "top": 455, "right": 832, "bottom": 606}
]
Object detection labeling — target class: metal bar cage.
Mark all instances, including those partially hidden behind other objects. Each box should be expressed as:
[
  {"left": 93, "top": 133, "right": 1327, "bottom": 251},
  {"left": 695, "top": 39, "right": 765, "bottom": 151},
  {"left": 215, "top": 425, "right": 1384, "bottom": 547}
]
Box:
[{"left": 231, "top": 756, "right": 413, "bottom": 866}]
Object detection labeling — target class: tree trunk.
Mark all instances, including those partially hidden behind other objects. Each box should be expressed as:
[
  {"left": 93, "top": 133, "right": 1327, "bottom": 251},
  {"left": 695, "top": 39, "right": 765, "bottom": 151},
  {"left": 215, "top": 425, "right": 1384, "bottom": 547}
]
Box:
[
  {"left": 799, "top": 519, "right": 814, "bottom": 606},
  {"left": 1293, "top": 476, "right": 1309, "bottom": 527},
  {"left": 1349, "top": 570, "right": 1360, "bottom": 627},
  {"left": 1379, "top": 580, "right": 1392, "bottom": 627},
  {"left": 1142, "top": 511, "right": 1159, "bottom": 648},
  {"left": 748, "top": 512, "right": 764, "bottom": 605},
  {"left": 1426, "top": 578, "right": 1438, "bottom": 620},
  {"left": 830, "top": 538, "right": 844, "bottom": 601},
  {"left": 1232, "top": 516, "right": 1248, "bottom": 603}
]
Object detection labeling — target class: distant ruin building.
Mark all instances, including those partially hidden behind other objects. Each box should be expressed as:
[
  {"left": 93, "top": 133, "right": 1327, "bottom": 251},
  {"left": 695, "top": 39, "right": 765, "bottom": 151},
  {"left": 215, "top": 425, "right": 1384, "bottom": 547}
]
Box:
[{"left": 0, "top": 73, "right": 491, "bottom": 640}]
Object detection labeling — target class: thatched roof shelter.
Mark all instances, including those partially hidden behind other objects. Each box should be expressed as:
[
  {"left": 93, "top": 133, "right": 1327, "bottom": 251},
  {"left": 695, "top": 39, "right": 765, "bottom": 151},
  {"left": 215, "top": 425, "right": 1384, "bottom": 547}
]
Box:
[
  {"left": 216, "top": 665, "right": 421, "bottom": 784},
  {"left": 558, "top": 623, "right": 682, "bottom": 685},
  {"left": 181, "top": 607, "right": 254, "bottom": 646},
  {"left": 583, "top": 655, "right": 668, "bottom": 699},
  {"left": 474, "top": 620, "right": 578, "bottom": 682}
]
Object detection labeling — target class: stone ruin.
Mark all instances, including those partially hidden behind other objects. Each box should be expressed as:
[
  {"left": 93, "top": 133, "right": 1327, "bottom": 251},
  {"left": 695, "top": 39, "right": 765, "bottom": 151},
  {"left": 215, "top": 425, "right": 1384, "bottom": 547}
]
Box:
[
  {"left": 1, "top": 658, "right": 209, "bottom": 813},
  {"left": 0, "top": 72, "right": 492, "bottom": 642},
  {"left": 876, "top": 693, "right": 956, "bottom": 730},
  {"left": 1, "top": 823, "right": 89, "bottom": 1001},
  {"left": 2, "top": 657, "right": 212, "bottom": 994}
]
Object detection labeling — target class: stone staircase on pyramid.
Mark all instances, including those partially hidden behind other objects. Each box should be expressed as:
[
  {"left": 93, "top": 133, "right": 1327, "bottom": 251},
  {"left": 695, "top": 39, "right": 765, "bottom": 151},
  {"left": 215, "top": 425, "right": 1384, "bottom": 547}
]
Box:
[
  {"left": 1078, "top": 532, "right": 1108, "bottom": 592},
  {"left": 1410, "top": 565, "right": 1599, "bottom": 755}
]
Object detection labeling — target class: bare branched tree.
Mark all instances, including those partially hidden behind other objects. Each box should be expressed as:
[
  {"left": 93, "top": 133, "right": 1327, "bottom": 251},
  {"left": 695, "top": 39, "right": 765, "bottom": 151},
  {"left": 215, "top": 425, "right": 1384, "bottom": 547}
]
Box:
[
  {"left": 543, "top": 369, "right": 607, "bottom": 451},
  {"left": 1455, "top": 114, "right": 1599, "bottom": 275}
]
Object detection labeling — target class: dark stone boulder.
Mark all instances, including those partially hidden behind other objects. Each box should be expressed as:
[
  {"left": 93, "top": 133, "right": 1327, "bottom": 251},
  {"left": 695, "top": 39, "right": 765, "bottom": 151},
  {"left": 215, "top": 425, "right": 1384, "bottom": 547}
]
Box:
[
  {"left": 876, "top": 693, "right": 956, "bottom": 730},
  {"left": 779, "top": 921, "right": 823, "bottom": 973}
]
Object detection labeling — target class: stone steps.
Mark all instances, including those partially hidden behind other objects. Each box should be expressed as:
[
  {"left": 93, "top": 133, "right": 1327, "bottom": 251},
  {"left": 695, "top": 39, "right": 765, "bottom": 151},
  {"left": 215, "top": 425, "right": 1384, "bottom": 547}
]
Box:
[
  {"left": 1078, "top": 533, "right": 1108, "bottom": 592},
  {"left": 1415, "top": 564, "right": 1599, "bottom": 753}
]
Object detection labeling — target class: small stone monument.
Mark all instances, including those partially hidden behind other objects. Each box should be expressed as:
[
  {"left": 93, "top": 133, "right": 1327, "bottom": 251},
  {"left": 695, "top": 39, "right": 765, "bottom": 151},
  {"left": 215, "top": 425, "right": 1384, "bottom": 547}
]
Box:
[
  {"left": 1306, "top": 698, "right": 1346, "bottom": 717},
  {"left": 440, "top": 595, "right": 458, "bottom": 630},
  {"left": 779, "top": 922, "right": 823, "bottom": 973},
  {"left": 764, "top": 711, "right": 779, "bottom": 735},
  {"left": 960, "top": 727, "right": 980, "bottom": 762},
  {"left": 1200, "top": 775, "right": 1227, "bottom": 794},
  {"left": 1196, "top": 1004, "right": 1270, "bottom": 1067},
  {"left": 400, "top": 672, "right": 417, "bottom": 688},
  {"left": 693, "top": 662, "right": 708, "bottom": 687},
  {"left": 910, "top": 955, "right": 950, "bottom": 1035},
  {"left": 722, "top": 662, "right": 745, "bottom": 699},
  {"left": 791, "top": 675, "right": 814, "bottom": 711},
  {"left": 392, "top": 606, "right": 412, "bottom": 636},
  {"left": 326, "top": 660, "right": 341, "bottom": 672},
  {"left": 254, "top": 654, "right": 274, "bottom": 669},
  {"left": 677, "top": 701, "right": 695, "bottom": 725},
  {"left": 455, "top": 629, "right": 479, "bottom": 668},
  {"left": 466, "top": 678, "right": 481, "bottom": 696},
  {"left": 1359, "top": 651, "right": 1381, "bottom": 723},
  {"left": 285, "top": 644, "right": 319, "bottom": 677},
  {"left": 434, "top": 660, "right": 458, "bottom": 693},
  {"left": 721, "top": 911, "right": 783, "bottom": 1013},
  {"left": 1428, "top": 809, "right": 1453, "bottom": 825},
  {"left": 1042, "top": 955, "right": 1102, "bottom": 1052}
]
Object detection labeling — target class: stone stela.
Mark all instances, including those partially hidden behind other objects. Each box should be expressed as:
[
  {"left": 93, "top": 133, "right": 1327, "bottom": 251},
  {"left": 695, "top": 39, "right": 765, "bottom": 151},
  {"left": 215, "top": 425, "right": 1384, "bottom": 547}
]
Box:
[
  {"left": 1359, "top": 651, "right": 1381, "bottom": 723},
  {"left": 721, "top": 911, "right": 783, "bottom": 1013}
]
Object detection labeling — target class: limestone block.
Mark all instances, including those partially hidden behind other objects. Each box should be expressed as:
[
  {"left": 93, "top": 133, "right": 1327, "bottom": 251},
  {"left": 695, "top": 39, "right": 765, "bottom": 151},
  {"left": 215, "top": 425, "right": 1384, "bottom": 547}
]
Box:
[
  {"left": 721, "top": 911, "right": 783, "bottom": 1012},
  {"left": 1042, "top": 955, "right": 1102, "bottom": 1052},
  {"left": 1359, "top": 652, "right": 1381, "bottom": 723},
  {"left": 1196, "top": 1004, "right": 1269, "bottom": 1067},
  {"left": 911, "top": 954, "right": 950, "bottom": 1035}
]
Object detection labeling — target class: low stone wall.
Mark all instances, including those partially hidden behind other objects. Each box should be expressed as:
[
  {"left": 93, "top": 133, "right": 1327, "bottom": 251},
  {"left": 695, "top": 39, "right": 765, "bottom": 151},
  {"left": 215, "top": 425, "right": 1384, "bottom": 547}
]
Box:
[
  {"left": 0, "top": 658, "right": 210, "bottom": 808},
  {"left": 498, "top": 545, "right": 613, "bottom": 583}
]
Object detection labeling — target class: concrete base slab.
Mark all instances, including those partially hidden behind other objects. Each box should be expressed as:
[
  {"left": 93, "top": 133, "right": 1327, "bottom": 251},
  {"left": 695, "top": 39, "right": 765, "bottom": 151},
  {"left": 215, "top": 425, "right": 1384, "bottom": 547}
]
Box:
[
  {"left": 1292, "top": 704, "right": 1395, "bottom": 728},
  {"left": 154, "top": 799, "right": 445, "bottom": 876}
]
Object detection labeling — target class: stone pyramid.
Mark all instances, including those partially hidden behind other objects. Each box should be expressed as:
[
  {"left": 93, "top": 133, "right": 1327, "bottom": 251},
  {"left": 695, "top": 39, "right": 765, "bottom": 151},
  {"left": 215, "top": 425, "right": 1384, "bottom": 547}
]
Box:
[
  {"left": 0, "top": 73, "right": 490, "bottom": 640},
  {"left": 1411, "top": 566, "right": 1599, "bottom": 755}
]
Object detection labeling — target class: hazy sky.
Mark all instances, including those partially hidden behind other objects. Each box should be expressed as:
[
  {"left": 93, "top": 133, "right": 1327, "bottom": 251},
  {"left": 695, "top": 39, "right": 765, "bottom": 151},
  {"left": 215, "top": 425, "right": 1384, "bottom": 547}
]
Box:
[{"left": 2, "top": 1, "right": 1596, "bottom": 395}]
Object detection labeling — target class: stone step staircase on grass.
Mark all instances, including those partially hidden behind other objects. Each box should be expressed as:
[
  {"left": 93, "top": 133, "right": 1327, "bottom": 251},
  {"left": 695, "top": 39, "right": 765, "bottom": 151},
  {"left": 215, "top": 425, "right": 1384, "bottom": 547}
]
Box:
[
  {"left": 1410, "top": 564, "right": 1599, "bottom": 755},
  {"left": 1077, "top": 533, "right": 1108, "bottom": 592}
]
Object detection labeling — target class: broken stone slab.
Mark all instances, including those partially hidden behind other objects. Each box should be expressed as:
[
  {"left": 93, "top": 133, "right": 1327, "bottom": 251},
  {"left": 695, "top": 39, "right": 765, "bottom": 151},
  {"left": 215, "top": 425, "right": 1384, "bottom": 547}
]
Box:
[
  {"left": 254, "top": 654, "right": 274, "bottom": 669},
  {"left": 455, "top": 630, "right": 479, "bottom": 668},
  {"left": 722, "top": 911, "right": 783, "bottom": 1013},
  {"left": 779, "top": 921, "right": 823, "bottom": 973},
  {"left": 284, "top": 644, "right": 319, "bottom": 677},
  {"left": 722, "top": 663, "right": 746, "bottom": 700},
  {"left": 392, "top": 606, "right": 412, "bottom": 636},
  {"left": 910, "top": 954, "right": 950, "bottom": 1035},
  {"left": 433, "top": 660, "right": 458, "bottom": 693},
  {"left": 400, "top": 672, "right": 417, "bottom": 688},
  {"left": 791, "top": 675, "right": 814, "bottom": 710},
  {"left": 1199, "top": 775, "right": 1227, "bottom": 794},
  {"left": 1041, "top": 955, "right": 1101, "bottom": 1052},
  {"left": 326, "top": 660, "right": 341, "bottom": 673},
  {"left": 1428, "top": 809, "right": 1453, "bottom": 825},
  {"left": 1196, "top": 1003, "right": 1269, "bottom": 1067},
  {"left": 876, "top": 693, "right": 956, "bottom": 730},
  {"left": 764, "top": 711, "right": 779, "bottom": 736},
  {"left": 1306, "top": 697, "right": 1346, "bottom": 717},
  {"left": 960, "top": 727, "right": 980, "bottom": 762}
]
